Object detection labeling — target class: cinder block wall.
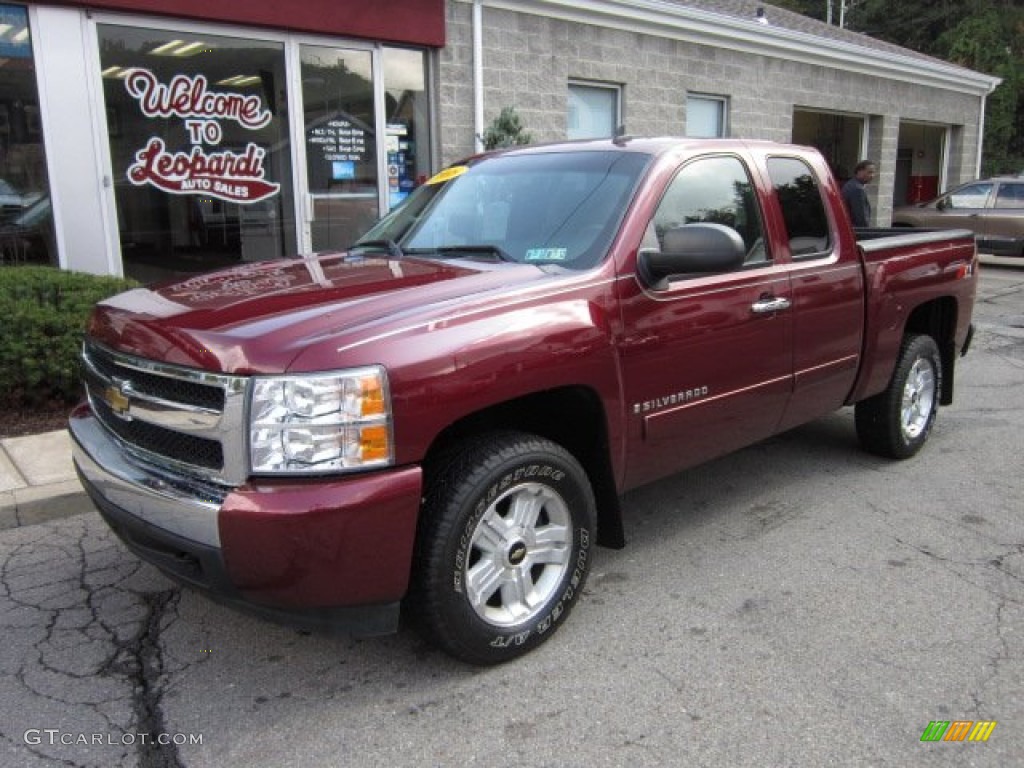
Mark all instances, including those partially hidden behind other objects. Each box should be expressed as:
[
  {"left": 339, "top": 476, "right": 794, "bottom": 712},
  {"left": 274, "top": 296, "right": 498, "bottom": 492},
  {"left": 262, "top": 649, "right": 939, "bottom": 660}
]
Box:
[{"left": 438, "top": 2, "right": 984, "bottom": 225}]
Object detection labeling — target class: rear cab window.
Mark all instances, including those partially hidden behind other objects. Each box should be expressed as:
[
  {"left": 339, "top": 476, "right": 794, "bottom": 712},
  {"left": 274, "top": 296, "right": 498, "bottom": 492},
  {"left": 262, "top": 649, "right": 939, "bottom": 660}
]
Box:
[{"left": 766, "top": 157, "right": 833, "bottom": 258}]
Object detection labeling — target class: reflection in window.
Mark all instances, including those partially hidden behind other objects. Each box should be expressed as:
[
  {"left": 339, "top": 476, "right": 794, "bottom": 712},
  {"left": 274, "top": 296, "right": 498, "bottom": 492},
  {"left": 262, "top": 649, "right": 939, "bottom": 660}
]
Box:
[
  {"left": 766, "top": 157, "right": 831, "bottom": 257},
  {"left": 362, "top": 151, "right": 649, "bottom": 270},
  {"left": 650, "top": 155, "right": 767, "bottom": 265},
  {"left": 98, "top": 25, "right": 294, "bottom": 283},
  {"left": 383, "top": 47, "right": 431, "bottom": 211},
  {"left": 0, "top": 5, "right": 55, "bottom": 266},
  {"left": 302, "top": 46, "right": 377, "bottom": 252}
]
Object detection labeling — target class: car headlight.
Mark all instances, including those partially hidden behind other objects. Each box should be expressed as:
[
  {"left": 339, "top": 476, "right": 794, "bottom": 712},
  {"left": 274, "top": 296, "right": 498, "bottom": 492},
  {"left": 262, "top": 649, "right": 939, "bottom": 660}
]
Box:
[{"left": 249, "top": 367, "right": 393, "bottom": 474}]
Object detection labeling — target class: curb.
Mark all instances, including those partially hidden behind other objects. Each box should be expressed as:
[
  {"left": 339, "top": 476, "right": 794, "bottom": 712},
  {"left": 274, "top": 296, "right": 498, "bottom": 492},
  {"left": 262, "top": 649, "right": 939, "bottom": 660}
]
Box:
[
  {"left": 1, "top": 430, "right": 89, "bottom": 531},
  {"left": 0, "top": 482, "right": 91, "bottom": 530}
]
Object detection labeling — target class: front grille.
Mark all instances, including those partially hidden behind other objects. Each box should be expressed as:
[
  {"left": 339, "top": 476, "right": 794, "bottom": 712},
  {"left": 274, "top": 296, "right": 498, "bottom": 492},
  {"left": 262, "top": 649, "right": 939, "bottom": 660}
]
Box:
[
  {"left": 87, "top": 348, "right": 225, "bottom": 411},
  {"left": 82, "top": 340, "right": 248, "bottom": 484},
  {"left": 92, "top": 397, "right": 223, "bottom": 470}
]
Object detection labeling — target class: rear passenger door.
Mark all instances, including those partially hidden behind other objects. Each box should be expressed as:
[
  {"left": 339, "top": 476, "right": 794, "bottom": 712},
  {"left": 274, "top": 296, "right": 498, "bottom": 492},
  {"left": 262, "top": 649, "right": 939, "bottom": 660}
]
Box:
[
  {"left": 763, "top": 155, "right": 865, "bottom": 432},
  {"left": 618, "top": 153, "right": 793, "bottom": 489}
]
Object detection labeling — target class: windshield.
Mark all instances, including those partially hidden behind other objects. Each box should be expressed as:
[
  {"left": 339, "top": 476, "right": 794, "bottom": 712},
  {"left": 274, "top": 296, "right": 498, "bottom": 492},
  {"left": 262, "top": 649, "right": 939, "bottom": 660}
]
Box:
[{"left": 357, "top": 150, "right": 651, "bottom": 269}]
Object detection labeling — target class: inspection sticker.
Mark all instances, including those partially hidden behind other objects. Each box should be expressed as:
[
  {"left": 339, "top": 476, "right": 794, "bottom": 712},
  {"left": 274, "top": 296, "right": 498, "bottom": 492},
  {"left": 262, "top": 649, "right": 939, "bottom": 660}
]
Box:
[{"left": 525, "top": 247, "right": 568, "bottom": 261}]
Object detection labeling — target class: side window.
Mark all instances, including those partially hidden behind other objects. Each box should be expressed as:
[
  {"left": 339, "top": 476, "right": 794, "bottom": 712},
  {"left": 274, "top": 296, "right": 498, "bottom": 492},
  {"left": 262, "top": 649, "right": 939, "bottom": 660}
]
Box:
[
  {"left": 766, "top": 157, "right": 832, "bottom": 257},
  {"left": 648, "top": 155, "right": 768, "bottom": 267},
  {"left": 994, "top": 183, "right": 1024, "bottom": 209},
  {"left": 948, "top": 183, "right": 992, "bottom": 209}
]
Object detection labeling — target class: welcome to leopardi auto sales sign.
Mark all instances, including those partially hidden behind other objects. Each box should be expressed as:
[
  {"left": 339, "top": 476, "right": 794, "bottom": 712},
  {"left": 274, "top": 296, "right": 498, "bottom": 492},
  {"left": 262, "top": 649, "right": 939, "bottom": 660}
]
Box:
[{"left": 123, "top": 69, "right": 281, "bottom": 204}]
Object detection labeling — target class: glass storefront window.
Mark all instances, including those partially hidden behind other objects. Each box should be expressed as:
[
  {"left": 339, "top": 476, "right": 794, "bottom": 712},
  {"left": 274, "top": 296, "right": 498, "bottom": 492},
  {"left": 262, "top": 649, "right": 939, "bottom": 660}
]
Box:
[
  {"left": 98, "top": 25, "right": 294, "bottom": 283},
  {"left": 301, "top": 45, "right": 377, "bottom": 252},
  {"left": 0, "top": 4, "right": 55, "bottom": 266},
  {"left": 383, "top": 47, "right": 431, "bottom": 210}
]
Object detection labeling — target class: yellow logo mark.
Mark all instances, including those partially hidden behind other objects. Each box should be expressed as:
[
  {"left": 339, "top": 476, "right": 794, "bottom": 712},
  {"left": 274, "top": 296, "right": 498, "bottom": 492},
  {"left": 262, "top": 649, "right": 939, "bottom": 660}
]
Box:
[
  {"left": 103, "top": 384, "right": 130, "bottom": 416},
  {"left": 968, "top": 721, "right": 997, "bottom": 742}
]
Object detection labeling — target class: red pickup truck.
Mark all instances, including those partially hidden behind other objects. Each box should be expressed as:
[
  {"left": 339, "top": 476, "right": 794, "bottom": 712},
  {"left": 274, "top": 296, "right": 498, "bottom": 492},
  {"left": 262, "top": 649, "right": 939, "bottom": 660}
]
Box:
[{"left": 71, "top": 138, "right": 977, "bottom": 664}]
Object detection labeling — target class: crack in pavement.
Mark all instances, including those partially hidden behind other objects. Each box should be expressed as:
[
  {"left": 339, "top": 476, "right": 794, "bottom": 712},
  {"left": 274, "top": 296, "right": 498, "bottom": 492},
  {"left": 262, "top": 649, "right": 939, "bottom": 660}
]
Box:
[
  {"left": 101, "top": 589, "right": 183, "bottom": 768},
  {"left": 1, "top": 516, "right": 188, "bottom": 767}
]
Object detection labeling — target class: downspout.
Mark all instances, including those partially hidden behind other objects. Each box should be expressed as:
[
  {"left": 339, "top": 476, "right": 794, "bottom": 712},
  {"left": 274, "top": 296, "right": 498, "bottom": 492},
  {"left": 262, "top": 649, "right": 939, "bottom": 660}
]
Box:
[
  {"left": 976, "top": 79, "right": 1000, "bottom": 177},
  {"left": 473, "top": 0, "right": 484, "bottom": 153}
]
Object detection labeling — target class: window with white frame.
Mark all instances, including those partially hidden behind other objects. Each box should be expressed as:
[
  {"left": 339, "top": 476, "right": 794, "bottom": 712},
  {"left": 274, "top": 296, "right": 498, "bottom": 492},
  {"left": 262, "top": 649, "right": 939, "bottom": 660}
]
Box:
[
  {"left": 568, "top": 82, "right": 620, "bottom": 140},
  {"left": 686, "top": 94, "right": 728, "bottom": 138}
]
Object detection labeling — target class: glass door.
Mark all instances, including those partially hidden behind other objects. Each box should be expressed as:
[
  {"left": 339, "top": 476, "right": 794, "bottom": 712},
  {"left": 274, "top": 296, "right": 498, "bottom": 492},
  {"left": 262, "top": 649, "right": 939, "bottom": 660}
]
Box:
[
  {"left": 96, "top": 23, "right": 296, "bottom": 284},
  {"left": 299, "top": 45, "right": 378, "bottom": 252}
]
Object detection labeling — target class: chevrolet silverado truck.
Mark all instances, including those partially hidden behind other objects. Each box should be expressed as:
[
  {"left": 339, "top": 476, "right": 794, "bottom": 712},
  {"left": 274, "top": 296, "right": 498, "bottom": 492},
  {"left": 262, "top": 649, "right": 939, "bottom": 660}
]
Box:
[{"left": 71, "top": 138, "right": 977, "bottom": 664}]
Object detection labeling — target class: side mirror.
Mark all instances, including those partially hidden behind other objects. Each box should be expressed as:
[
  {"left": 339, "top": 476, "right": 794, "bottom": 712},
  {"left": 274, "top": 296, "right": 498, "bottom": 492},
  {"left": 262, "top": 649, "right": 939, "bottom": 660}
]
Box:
[
  {"left": 637, "top": 223, "right": 746, "bottom": 290},
  {"left": 935, "top": 198, "right": 947, "bottom": 211}
]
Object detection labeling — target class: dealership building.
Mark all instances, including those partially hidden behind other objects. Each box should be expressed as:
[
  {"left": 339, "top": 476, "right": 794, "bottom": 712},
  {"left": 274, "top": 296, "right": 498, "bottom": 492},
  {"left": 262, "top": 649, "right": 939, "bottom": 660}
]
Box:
[{"left": 0, "top": 0, "right": 1000, "bottom": 281}]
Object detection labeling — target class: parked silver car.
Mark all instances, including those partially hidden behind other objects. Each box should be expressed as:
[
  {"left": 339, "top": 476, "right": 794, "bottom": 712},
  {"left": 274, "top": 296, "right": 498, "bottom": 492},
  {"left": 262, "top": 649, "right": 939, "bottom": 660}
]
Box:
[{"left": 892, "top": 176, "right": 1024, "bottom": 257}]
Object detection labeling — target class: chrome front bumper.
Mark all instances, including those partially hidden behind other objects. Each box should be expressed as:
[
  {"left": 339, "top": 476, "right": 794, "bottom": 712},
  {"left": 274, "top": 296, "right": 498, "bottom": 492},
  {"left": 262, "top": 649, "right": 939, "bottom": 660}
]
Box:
[{"left": 70, "top": 410, "right": 225, "bottom": 548}]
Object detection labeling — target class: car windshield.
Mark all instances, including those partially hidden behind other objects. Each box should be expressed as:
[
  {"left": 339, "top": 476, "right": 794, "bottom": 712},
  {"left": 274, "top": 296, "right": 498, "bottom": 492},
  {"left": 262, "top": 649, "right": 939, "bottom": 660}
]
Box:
[{"left": 356, "top": 150, "right": 651, "bottom": 269}]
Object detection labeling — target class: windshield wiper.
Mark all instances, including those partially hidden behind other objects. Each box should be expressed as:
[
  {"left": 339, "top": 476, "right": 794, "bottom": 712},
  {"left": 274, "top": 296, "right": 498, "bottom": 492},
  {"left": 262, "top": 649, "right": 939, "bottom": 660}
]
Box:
[
  {"left": 352, "top": 239, "right": 404, "bottom": 258},
  {"left": 430, "top": 244, "right": 516, "bottom": 263}
]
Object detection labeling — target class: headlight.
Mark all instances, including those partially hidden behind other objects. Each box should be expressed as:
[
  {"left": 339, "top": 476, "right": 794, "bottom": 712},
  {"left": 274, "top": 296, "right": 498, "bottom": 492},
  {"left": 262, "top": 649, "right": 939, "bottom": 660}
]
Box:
[{"left": 249, "top": 367, "right": 393, "bottom": 474}]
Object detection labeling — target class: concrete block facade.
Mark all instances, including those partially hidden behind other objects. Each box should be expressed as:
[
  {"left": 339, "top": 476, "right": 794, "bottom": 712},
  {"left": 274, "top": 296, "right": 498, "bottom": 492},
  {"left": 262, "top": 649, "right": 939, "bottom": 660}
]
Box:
[{"left": 439, "top": 1, "right": 990, "bottom": 225}]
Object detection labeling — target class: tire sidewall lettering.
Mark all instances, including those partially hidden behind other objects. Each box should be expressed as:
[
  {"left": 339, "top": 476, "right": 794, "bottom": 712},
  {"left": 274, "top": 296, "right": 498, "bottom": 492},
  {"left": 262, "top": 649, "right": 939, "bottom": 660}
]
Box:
[
  {"left": 415, "top": 434, "right": 598, "bottom": 664},
  {"left": 451, "top": 461, "right": 571, "bottom": 593},
  {"left": 447, "top": 460, "right": 588, "bottom": 651},
  {"left": 489, "top": 525, "right": 591, "bottom": 646}
]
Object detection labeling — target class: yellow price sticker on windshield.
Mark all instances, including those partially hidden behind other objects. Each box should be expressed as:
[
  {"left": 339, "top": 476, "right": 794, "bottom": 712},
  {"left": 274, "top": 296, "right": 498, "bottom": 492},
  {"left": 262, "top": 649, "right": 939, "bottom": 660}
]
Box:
[{"left": 426, "top": 166, "right": 468, "bottom": 185}]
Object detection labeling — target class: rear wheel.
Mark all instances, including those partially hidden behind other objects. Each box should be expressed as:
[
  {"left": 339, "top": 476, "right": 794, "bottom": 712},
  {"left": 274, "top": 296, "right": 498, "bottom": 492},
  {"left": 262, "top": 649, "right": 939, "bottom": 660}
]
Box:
[
  {"left": 855, "top": 334, "right": 942, "bottom": 459},
  {"left": 408, "top": 432, "right": 596, "bottom": 665}
]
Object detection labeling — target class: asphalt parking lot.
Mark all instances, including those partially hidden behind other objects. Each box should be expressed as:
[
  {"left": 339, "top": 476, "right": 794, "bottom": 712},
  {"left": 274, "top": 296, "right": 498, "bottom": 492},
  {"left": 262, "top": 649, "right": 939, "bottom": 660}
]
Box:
[{"left": 1, "top": 261, "right": 1021, "bottom": 768}]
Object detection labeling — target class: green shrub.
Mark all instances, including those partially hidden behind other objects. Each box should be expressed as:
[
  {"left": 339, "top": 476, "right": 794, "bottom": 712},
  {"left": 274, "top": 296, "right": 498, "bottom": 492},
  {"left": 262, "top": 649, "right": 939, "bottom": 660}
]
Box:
[
  {"left": 0, "top": 266, "right": 137, "bottom": 407},
  {"left": 482, "top": 107, "right": 533, "bottom": 150}
]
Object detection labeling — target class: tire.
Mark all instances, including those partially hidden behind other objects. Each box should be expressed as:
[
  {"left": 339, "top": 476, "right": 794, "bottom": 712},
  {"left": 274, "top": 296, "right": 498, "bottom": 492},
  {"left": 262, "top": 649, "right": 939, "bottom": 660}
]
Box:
[
  {"left": 408, "top": 432, "right": 596, "bottom": 665},
  {"left": 855, "top": 334, "right": 942, "bottom": 459}
]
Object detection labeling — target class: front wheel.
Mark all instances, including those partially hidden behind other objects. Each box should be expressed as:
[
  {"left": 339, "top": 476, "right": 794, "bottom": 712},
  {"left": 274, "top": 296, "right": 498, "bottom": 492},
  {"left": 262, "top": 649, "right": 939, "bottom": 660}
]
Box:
[
  {"left": 408, "top": 432, "right": 596, "bottom": 665},
  {"left": 855, "top": 334, "right": 942, "bottom": 459}
]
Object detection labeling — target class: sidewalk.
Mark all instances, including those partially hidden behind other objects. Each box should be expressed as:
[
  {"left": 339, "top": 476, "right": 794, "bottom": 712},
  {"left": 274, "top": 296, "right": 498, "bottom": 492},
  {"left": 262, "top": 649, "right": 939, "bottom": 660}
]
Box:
[{"left": 0, "top": 429, "right": 88, "bottom": 530}]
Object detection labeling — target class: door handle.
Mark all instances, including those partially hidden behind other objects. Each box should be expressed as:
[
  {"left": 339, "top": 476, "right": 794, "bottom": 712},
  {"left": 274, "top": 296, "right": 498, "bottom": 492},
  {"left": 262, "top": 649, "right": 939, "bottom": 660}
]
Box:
[{"left": 751, "top": 296, "right": 791, "bottom": 314}]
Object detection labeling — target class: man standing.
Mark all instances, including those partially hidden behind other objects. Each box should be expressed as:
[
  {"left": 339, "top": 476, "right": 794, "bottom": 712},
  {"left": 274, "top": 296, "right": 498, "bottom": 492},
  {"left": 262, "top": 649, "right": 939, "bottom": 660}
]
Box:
[{"left": 842, "top": 160, "right": 876, "bottom": 228}]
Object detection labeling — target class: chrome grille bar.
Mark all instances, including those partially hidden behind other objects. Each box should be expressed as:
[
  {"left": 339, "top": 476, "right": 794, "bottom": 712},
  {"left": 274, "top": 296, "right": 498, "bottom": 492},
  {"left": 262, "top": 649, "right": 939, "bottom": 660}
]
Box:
[{"left": 82, "top": 340, "right": 249, "bottom": 485}]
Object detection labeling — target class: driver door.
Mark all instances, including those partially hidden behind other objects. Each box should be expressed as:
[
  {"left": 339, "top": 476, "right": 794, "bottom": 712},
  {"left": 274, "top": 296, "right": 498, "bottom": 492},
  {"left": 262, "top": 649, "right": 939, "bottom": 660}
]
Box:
[{"left": 618, "top": 154, "right": 793, "bottom": 489}]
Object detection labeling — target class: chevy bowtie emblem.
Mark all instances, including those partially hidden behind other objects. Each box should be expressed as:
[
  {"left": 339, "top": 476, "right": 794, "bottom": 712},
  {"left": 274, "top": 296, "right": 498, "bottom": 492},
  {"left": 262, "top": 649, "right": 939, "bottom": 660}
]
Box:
[{"left": 103, "top": 379, "right": 132, "bottom": 419}]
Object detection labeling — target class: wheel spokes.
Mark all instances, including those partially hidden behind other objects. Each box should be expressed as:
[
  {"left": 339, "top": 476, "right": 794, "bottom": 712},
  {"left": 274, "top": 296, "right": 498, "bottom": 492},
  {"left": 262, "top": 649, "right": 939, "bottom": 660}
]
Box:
[{"left": 464, "top": 481, "right": 573, "bottom": 627}]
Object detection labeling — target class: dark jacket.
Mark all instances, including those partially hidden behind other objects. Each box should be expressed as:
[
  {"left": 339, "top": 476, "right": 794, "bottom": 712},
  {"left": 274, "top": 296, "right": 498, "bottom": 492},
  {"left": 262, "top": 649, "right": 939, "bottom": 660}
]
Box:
[{"left": 842, "top": 177, "right": 871, "bottom": 228}]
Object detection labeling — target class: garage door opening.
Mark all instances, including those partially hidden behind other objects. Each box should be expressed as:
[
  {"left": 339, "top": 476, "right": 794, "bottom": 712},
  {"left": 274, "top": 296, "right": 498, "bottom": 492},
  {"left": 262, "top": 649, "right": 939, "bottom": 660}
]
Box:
[
  {"left": 792, "top": 109, "right": 864, "bottom": 185},
  {"left": 895, "top": 123, "right": 947, "bottom": 205}
]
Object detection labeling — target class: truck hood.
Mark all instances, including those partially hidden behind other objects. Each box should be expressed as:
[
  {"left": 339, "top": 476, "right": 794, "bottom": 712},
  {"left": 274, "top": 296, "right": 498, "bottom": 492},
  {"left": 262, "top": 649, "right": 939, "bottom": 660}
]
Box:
[{"left": 88, "top": 252, "right": 564, "bottom": 373}]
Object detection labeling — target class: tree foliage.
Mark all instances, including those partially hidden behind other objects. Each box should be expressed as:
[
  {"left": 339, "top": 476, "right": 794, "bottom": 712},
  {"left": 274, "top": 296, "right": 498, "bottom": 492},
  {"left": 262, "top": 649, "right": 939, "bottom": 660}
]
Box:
[{"left": 775, "top": 0, "right": 1023, "bottom": 174}]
